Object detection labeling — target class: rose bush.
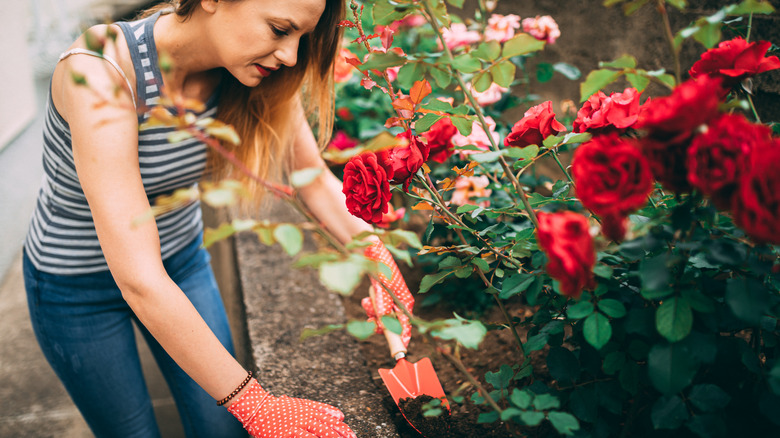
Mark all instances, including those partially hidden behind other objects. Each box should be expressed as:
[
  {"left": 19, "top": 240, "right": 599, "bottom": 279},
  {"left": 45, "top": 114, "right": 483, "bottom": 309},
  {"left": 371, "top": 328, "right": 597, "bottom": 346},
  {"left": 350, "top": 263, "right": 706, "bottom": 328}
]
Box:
[{"left": 323, "top": 0, "right": 780, "bottom": 437}]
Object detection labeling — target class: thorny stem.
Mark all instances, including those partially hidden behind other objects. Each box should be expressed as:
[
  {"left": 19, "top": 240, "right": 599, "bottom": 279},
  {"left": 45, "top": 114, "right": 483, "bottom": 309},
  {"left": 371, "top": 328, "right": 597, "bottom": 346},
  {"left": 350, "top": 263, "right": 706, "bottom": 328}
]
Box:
[
  {"left": 550, "top": 149, "right": 575, "bottom": 188},
  {"left": 422, "top": 0, "right": 540, "bottom": 230},
  {"left": 657, "top": 0, "right": 682, "bottom": 85}
]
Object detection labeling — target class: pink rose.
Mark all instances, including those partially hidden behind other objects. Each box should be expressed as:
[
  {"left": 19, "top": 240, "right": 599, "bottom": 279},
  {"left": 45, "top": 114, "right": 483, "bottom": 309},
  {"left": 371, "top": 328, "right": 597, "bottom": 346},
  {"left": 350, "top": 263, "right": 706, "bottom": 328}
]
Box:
[
  {"left": 485, "top": 14, "right": 521, "bottom": 43},
  {"left": 333, "top": 47, "right": 358, "bottom": 83},
  {"left": 452, "top": 116, "right": 500, "bottom": 157},
  {"left": 466, "top": 82, "right": 509, "bottom": 106},
  {"left": 522, "top": 15, "right": 560, "bottom": 44},
  {"left": 450, "top": 176, "right": 492, "bottom": 207},
  {"left": 441, "top": 23, "right": 482, "bottom": 50}
]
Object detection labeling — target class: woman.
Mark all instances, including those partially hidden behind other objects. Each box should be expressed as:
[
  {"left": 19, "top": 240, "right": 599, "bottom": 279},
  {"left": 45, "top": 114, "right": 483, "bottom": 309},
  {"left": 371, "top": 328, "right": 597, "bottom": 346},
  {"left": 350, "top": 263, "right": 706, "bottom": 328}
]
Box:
[{"left": 22, "top": 0, "right": 413, "bottom": 437}]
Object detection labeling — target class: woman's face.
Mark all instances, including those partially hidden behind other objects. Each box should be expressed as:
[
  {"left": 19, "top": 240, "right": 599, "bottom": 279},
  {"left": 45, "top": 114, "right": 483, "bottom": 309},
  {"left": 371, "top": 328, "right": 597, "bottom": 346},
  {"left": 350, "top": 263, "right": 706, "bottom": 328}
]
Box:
[{"left": 203, "top": 0, "right": 326, "bottom": 87}]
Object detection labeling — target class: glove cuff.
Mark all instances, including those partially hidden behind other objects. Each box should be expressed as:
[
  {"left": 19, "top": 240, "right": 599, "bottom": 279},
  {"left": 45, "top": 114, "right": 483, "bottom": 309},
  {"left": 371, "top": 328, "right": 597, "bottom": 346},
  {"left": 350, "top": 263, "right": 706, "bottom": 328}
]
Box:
[{"left": 227, "top": 379, "right": 270, "bottom": 425}]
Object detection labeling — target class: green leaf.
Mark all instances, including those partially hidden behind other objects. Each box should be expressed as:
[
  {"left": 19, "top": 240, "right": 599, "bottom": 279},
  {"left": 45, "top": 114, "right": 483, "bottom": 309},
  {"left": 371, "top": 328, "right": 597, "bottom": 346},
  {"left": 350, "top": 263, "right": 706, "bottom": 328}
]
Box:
[
  {"left": 451, "top": 117, "right": 474, "bottom": 136},
  {"left": 665, "top": 0, "right": 687, "bottom": 10},
  {"left": 625, "top": 72, "right": 651, "bottom": 91},
  {"left": 602, "top": 351, "right": 626, "bottom": 375},
  {"left": 371, "top": 2, "right": 413, "bottom": 25},
  {"left": 726, "top": 277, "right": 769, "bottom": 325},
  {"left": 396, "top": 62, "right": 426, "bottom": 90},
  {"left": 546, "top": 347, "right": 580, "bottom": 385},
  {"left": 536, "top": 62, "right": 554, "bottom": 83},
  {"left": 203, "top": 223, "right": 237, "bottom": 248},
  {"left": 452, "top": 54, "right": 482, "bottom": 73},
  {"left": 548, "top": 411, "right": 580, "bottom": 436},
  {"left": 431, "top": 316, "right": 487, "bottom": 349},
  {"left": 472, "top": 40, "right": 502, "bottom": 61},
  {"left": 593, "top": 264, "right": 614, "bottom": 279},
  {"left": 456, "top": 204, "right": 480, "bottom": 213},
  {"left": 598, "top": 299, "right": 627, "bottom": 318},
  {"left": 415, "top": 113, "right": 444, "bottom": 133},
  {"left": 640, "top": 253, "right": 671, "bottom": 296},
  {"left": 346, "top": 320, "right": 377, "bottom": 339},
  {"left": 728, "top": 0, "right": 776, "bottom": 15},
  {"left": 648, "top": 342, "right": 698, "bottom": 395},
  {"left": 485, "top": 364, "right": 514, "bottom": 390},
  {"left": 688, "top": 384, "right": 731, "bottom": 413},
  {"left": 599, "top": 54, "right": 637, "bottom": 69},
  {"left": 519, "top": 410, "right": 545, "bottom": 426},
  {"left": 524, "top": 333, "right": 548, "bottom": 352},
  {"left": 510, "top": 389, "right": 533, "bottom": 409},
  {"left": 504, "top": 144, "right": 539, "bottom": 160},
  {"left": 502, "top": 33, "right": 546, "bottom": 58},
  {"left": 319, "top": 258, "right": 365, "bottom": 295},
  {"left": 428, "top": 64, "right": 453, "bottom": 88},
  {"left": 419, "top": 271, "right": 453, "bottom": 294},
  {"left": 584, "top": 312, "right": 612, "bottom": 349},
  {"left": 686, "top": 414, "right": 727, "bottom": 438},
  {"left": 693, "top": 21, "right": 722, "bottom": 49},
  {"left": 445, "top": 0, "right": 465, "bottom": 8},
  {"left": 567, "top": 300, "right": 595, "bottom": 319},
  {"left": 290, "top": 167, "right": 322, "bottom": 188},
  {"left": 651, "top": 395, "right": 689, "bottom": 429},
  {"left": 359, "top": 51, "right": 407, "bottom": 72},
  {"left": 580, "top": 69, "right": 623, "bottom": 102},
  {"left": 533, "top": 393, "right": 560, "bottom": 410},
  {"left": 380, "top": 315, "right": 403, "bottom": 335},
  {"left": 500, "top": 273, "right": 536, "bottom": 299},
  {"left": 490, "top": 60, "right": 516, "bottom": 88},
  {"left": 472, "top": 70, "right": 494, "bottom": 93},
  {"left": 553, "top": 62, "right": 582, "bottom": 80},
  {"left": 300, "top": 323, "right": 343, "bottom": 342},
  {"left": 624, "top": 0, "right": 652, "bottom": 15},
  {"left": 656, "top": 297, "right": 693, "bottom": 342},
  {"left": 386, "top": 229, "right": 423, "bottom": 249},
  {"left": 273, "top": 224, "right": 303, "bottom": 256}
]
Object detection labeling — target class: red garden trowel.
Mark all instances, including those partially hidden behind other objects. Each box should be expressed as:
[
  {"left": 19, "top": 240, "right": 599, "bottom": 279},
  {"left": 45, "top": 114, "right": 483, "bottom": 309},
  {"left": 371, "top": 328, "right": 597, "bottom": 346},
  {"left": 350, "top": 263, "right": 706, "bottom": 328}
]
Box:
[{"left": 368, "top": 286, "right": 450, "bottom": 435}]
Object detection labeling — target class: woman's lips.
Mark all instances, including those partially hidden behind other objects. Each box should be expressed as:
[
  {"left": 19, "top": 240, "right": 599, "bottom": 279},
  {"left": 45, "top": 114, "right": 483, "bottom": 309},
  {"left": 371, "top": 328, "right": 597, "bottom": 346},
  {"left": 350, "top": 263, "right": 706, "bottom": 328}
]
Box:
[{"left": 255, "top": 64, "right": 271, "bottom": 77}]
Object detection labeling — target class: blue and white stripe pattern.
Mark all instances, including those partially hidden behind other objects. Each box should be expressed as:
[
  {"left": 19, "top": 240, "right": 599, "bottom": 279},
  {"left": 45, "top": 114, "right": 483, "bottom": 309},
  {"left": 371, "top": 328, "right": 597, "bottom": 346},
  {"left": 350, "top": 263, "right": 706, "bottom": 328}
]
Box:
[{"left": 24, "top": 12, "right": 218, "bottom": 275}]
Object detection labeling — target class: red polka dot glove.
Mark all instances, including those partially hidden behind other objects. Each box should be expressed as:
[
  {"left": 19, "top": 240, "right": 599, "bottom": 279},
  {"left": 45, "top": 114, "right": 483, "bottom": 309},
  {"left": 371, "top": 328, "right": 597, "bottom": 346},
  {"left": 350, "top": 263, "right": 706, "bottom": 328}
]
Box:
[
  {"left": 360, "top": 241, "right": 415, "bottom": 347},
  {"left": 227, "top": 378, "right": 357, "bottom": 438}
]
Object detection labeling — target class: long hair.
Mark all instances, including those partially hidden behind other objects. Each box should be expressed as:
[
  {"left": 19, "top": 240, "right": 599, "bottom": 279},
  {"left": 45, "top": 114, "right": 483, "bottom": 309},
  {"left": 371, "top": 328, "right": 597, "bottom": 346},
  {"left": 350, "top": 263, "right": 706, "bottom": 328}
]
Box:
[{"left": 138, "top": 1, "right": 344, "bottom": 205}]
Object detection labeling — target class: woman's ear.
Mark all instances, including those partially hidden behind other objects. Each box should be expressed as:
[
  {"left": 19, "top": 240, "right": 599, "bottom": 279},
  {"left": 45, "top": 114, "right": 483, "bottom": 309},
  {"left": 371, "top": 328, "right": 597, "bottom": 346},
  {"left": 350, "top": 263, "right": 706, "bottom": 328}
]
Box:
[{"left": 200, "top": 0, "right": 218, "bottom": 14}]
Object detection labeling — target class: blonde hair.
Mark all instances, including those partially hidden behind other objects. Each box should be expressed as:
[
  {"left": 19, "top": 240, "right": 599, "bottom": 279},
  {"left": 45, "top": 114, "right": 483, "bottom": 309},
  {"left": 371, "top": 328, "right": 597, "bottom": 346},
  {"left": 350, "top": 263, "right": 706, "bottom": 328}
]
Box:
[{"left": 139, "top": 0, "right": 344, "bottom": 205}]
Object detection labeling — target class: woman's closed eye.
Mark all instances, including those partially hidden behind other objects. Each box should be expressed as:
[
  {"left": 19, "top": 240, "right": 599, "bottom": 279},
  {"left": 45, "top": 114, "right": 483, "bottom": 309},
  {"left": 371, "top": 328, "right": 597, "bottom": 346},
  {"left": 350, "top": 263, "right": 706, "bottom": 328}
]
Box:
[{"left": 271, "top": 25, "right": 289, "bottom": 37}]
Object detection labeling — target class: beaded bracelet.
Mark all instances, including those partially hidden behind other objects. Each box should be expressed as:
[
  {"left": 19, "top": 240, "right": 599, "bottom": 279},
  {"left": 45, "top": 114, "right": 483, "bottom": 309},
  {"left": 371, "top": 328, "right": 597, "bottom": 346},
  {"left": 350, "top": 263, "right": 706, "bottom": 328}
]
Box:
[{"left": 216, "top": 370, "right": 253, "bottom": 406}]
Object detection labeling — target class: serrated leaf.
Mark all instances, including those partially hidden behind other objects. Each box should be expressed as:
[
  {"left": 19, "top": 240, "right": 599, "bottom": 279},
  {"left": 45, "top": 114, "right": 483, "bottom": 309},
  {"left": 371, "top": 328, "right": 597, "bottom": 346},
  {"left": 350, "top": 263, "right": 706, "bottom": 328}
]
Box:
[
  {"left": 485, "top": 364, "right": 514, "bottom": 390},
  {"left": 648, "top": 342, "right": 698, "bottom": 394},
  {"left": 371, "top": 2, "right": 412, "bottom": 25},
  {"left": 728, "top": 0, "right": 776, "bottom": 15},
  {"left": 273, "top": 224, "right": 303, "bottom": 256},
  {"left": 656, "top": 297, "right": 693, "bottom": 342},
  {"left": 428, "top": 64, "right": 453, "bottom": 88},
  {"left": 451, "top": 117, "right": 474, "bottom": 136},
  {"left": 346, "top": 320, "right": 377, "bottom": 339},
  {"left": 580, "top": 69, "right": 623, "bottom": 102},
  {"left": 473, "top": 40, "right": 502, "bottom": 61},
  {"left": 625, "top": 72, "right": 651, "bottom": 91},
  {"left": 500, "top": 273, "right": 535, "bottom": 299},
  {"left": 511, "top": 389, "right": 533, "bottom": 409},
  {"left": 490, "top": 60, "right": 516, "bottom": 88},
  {"left": 548, "top": 411, "right": 580, "bottom": 436},
  {"left": 396, "top": 61, "right": 425, "bottom": 90},
  {"left": 415, "top": 113, "right": 444, "bottom": 133},
  {"left": 567, "top": 300, "right": 595, "bottom": 319},
  {"left": 452, "top": 54, "right": 482, "bottom": 73},
  {"left": 502, "top": 33, "right": 546, "bottom": 58},
  {"left": 419, "top": 271, "right": 453, "bottom": 294},
  {"left": 472, "top": 70, "right": 494, "bottom": 93},
  {"left": 290, "top": 167, "right": 322, "bottom": 188},
  {"left": 599, "top": 54, "right": 637, "bottom": 69},
  {"left": 380, "top": 315, "right": 403, "bottom": 335},
  {"left": 584, "top": 312, "right": 612, "bottom": 349},
  {"left": 598, "top": 299, "right": 627, "bottom": 318},
  {"left": 359, "top": 51, "right": 407, "bottom": 72},
  {"left": 431, "top": 316, "right": 487, "bottom": 349},
  {"left": 519, "top": 410, "right": 545, "bottom": 426},
  {"left": 319, "top": 259, "right": 365, "bottom": 295},
  {"left": 533, "top": 393, "right": 560, "bottom": 410}
]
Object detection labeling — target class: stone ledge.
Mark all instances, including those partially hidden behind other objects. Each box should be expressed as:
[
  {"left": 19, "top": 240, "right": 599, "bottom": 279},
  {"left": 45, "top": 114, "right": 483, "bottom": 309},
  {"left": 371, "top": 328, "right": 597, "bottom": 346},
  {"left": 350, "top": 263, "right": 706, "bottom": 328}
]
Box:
[{"left": 230, "top": 201, "right": 399, "bottom": 438}]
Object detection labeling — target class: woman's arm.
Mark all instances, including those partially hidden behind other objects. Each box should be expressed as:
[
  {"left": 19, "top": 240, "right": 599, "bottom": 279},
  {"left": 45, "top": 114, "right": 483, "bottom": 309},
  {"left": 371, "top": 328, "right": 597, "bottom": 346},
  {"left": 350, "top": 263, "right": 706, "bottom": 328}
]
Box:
[{"left": 57, "top": 33, "right": 247, "bottom": 403}]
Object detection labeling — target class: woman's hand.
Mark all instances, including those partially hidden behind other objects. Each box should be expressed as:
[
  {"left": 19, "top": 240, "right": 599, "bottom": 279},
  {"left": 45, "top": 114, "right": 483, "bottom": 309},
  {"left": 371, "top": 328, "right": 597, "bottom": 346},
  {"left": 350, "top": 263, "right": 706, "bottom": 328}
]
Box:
[
  {"left": 228, "top": 379, "right": 356, "bottom": 438},
  {"left": 361, "top": 241, "right": 415, "bottom": 347}
]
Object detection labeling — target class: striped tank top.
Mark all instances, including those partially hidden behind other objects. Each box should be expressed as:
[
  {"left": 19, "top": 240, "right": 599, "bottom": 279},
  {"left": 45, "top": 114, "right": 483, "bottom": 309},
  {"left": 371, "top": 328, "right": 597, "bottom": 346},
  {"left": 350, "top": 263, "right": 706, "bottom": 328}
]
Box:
[{"left": 24, "top": 11, "right": 219, "bottom": 275}]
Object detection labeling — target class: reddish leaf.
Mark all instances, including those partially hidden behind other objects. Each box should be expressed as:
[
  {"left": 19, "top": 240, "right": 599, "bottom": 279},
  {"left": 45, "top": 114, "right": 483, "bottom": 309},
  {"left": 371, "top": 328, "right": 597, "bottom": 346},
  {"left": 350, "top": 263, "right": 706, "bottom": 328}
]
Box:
[
  {"left": 338, "top": 20, "right": 356, "bottom": 28},
  {"left": 410, "top": 79, "right": 432, "bottom": 104}
]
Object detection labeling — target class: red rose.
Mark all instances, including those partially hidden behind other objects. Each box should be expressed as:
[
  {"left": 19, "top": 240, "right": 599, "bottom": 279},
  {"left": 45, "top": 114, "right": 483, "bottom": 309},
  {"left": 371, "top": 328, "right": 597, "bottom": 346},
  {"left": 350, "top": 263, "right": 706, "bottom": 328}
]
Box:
[
  {"left": 376, "top": 130, "right": 429, "bottom": 191},
  {"left": 689, "top": 37, "right": 780, "bottom": 87},
  {"left": 423, "top": 118, "right": 457, "bottom": 163},
  {"left": 733, "top": 140, "right": 780, "bottom": 245},
  {"left": 328, "top": 130, "right": 359, "bottom": 151},
  {"left": 536, "top": 211, "right": 596, "bottom": 299},
  {"left": 687, "top": 113, "right": 772, "bottom": 209},
  {"left": 635, "top": 76, "right": 723, "bottom": 136},
  {"left": 342, "top": 152, "right": 392, "bottom": 224},
  {"left": 573, "top": 88, "right": 642, "bottom": 135},
  {"left": 572, "top": 134, "right": 653, "bottom": 241},
  {"left": 504, "top": 101, "right": 566, "bottom": 148},
  {"left": 639, "top": 132, "right": 694, "bottom": 193}
]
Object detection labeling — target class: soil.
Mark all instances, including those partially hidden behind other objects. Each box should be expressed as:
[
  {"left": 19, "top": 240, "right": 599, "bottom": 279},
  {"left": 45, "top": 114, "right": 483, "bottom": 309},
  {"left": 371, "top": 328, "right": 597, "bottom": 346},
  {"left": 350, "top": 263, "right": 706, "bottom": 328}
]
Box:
[{"left": 341, "top": 264, "right": 539, "bottom": 438}]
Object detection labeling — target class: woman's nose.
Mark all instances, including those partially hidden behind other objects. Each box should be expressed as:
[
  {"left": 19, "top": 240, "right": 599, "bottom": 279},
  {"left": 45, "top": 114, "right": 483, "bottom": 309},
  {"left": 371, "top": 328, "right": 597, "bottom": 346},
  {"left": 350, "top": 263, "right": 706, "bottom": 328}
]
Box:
[{"left": 275, "top": 39, "right": 299, "bottom": 68}]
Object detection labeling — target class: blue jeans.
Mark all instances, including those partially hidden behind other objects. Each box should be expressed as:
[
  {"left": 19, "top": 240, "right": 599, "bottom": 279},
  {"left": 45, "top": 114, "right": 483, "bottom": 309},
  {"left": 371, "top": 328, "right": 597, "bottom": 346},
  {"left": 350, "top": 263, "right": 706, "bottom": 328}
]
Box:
[{"left": 23, "top": 235, "right": 248, "bottom": 438}]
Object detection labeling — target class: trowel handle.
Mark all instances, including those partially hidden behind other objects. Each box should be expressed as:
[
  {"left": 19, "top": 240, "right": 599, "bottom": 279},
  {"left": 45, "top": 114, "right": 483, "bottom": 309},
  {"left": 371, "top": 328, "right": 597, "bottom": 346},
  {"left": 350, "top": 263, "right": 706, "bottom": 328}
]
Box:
[{"left": 368, "top": 286, "right": 408, "bottom": 360}]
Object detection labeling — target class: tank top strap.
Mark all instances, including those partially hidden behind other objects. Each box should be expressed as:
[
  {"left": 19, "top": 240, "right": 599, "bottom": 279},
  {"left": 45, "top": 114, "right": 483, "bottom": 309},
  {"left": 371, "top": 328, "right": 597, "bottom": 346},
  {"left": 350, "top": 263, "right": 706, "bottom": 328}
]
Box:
[
  {"left": 115, "top": 11, "right": 165, "bottom": 121},
  {"left": 58, "top": 49, "right": 137, "bottom": 110}
]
